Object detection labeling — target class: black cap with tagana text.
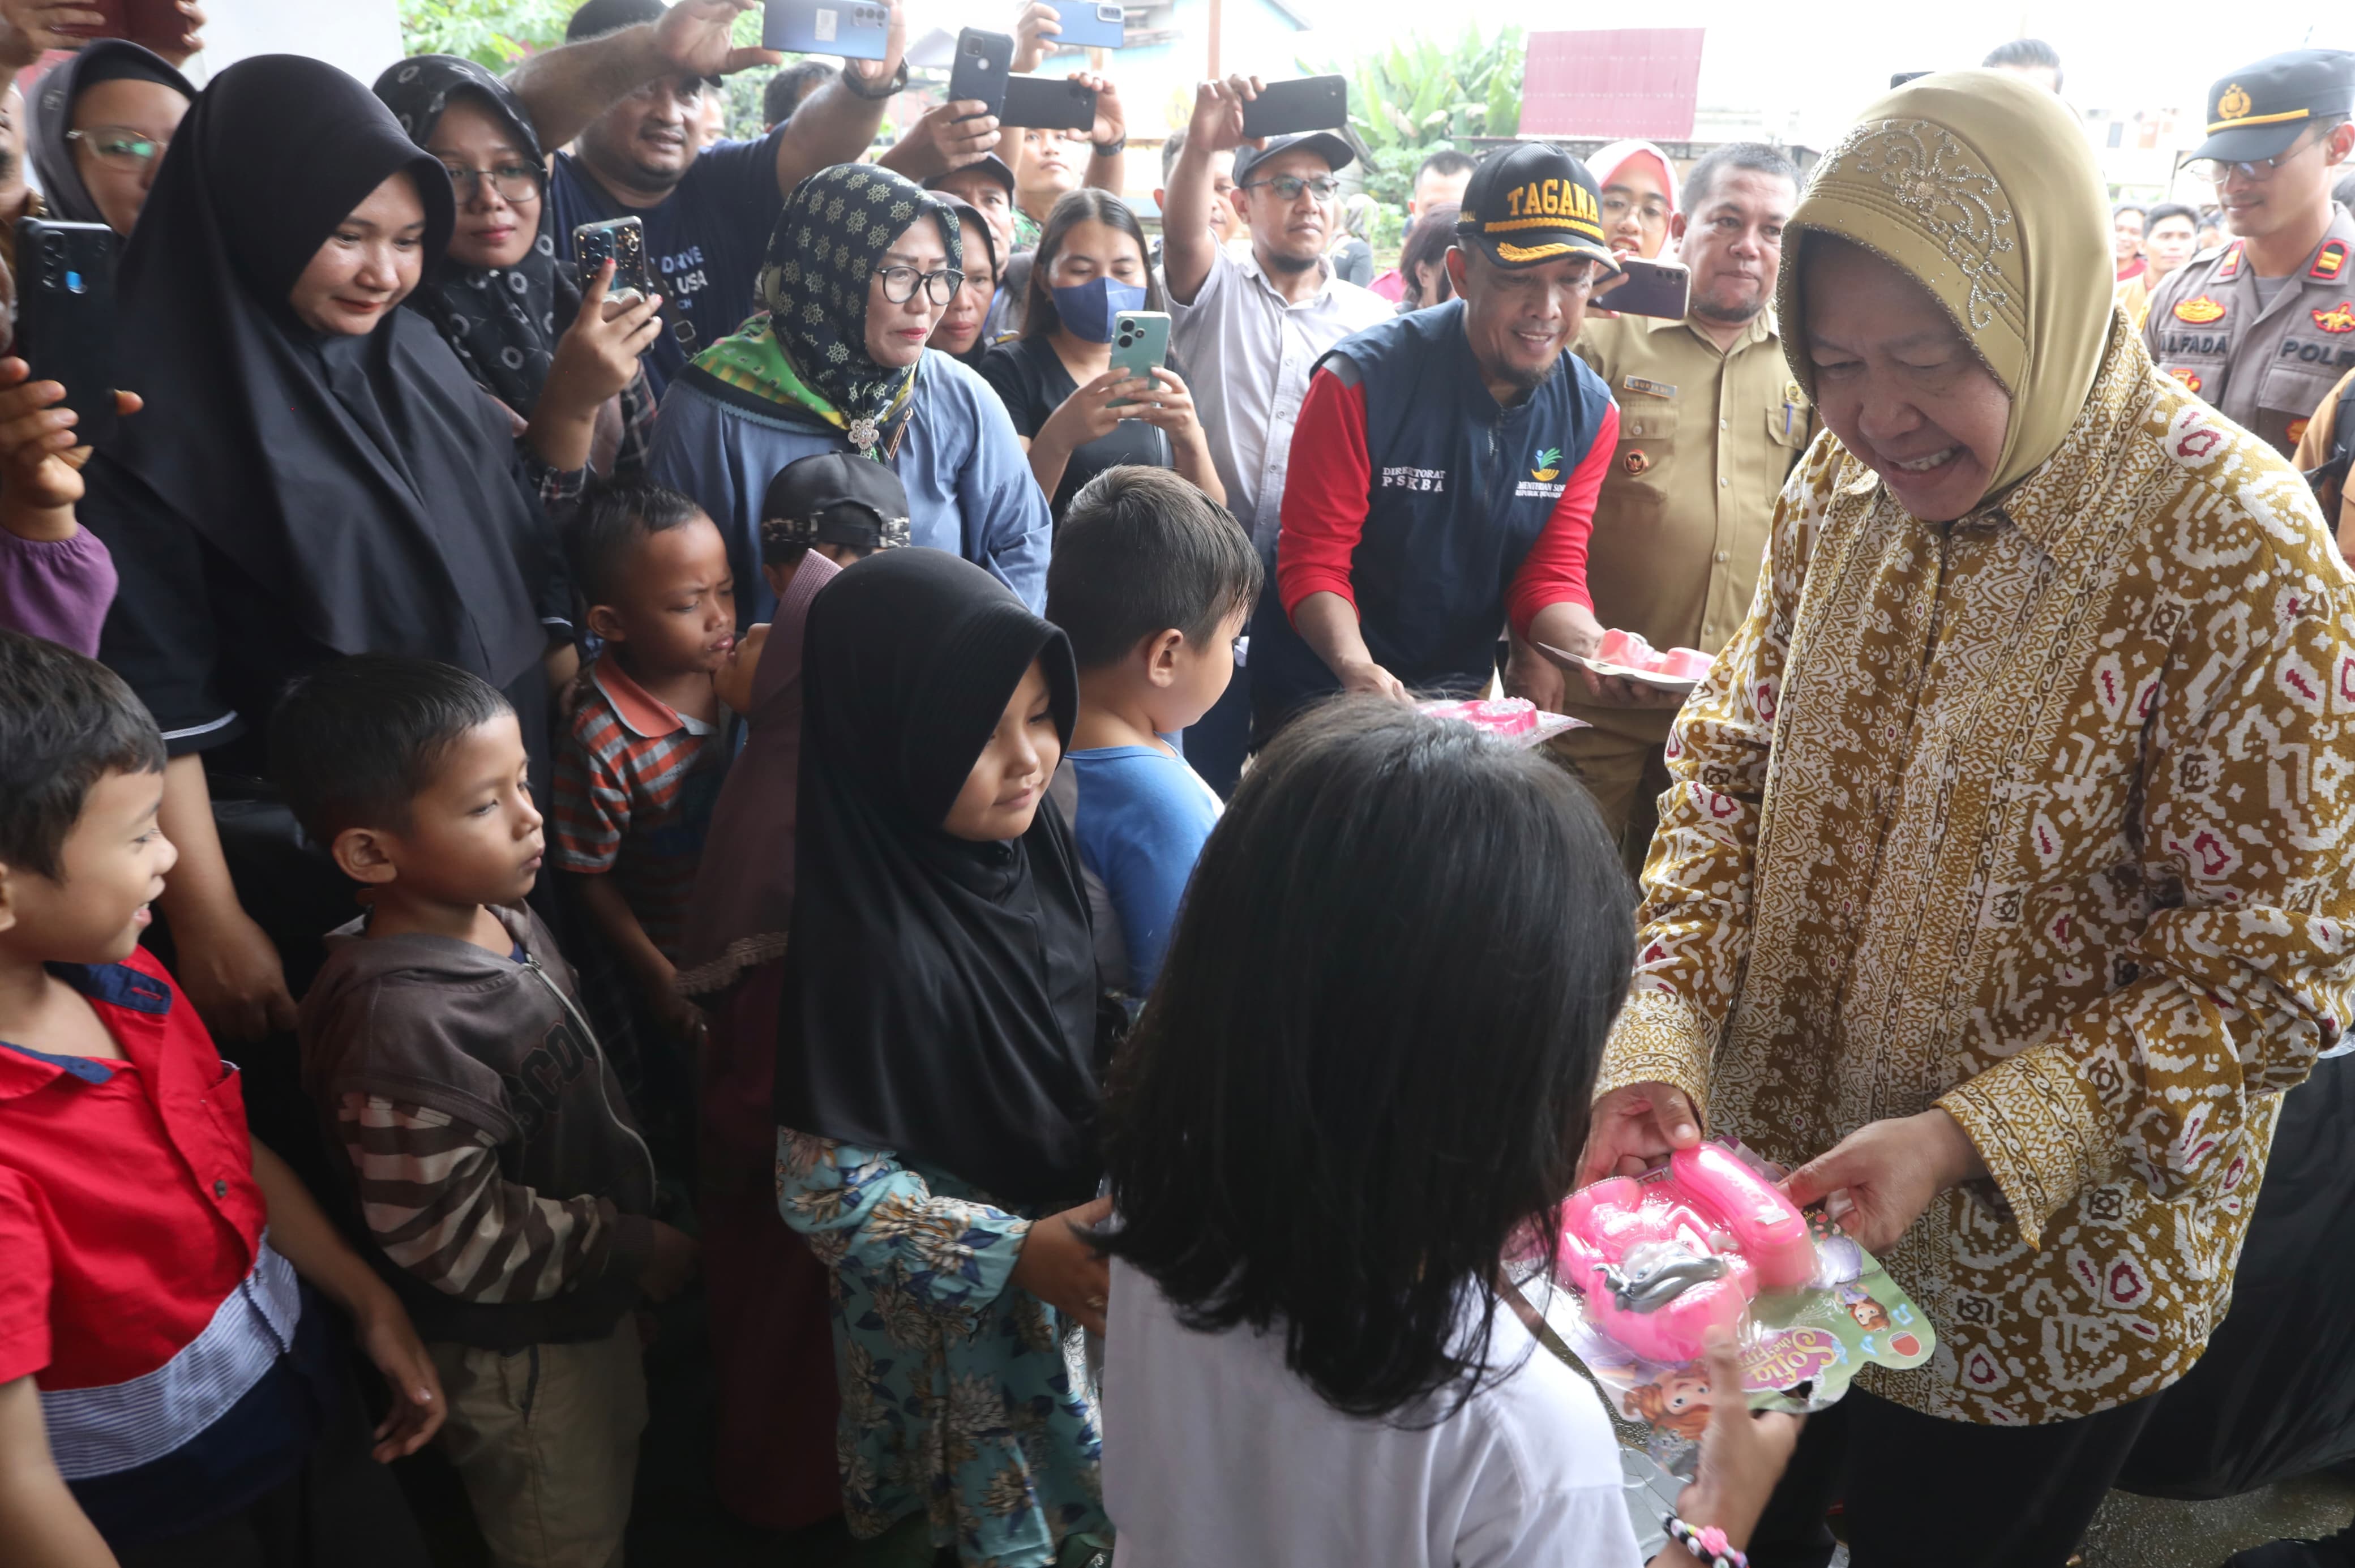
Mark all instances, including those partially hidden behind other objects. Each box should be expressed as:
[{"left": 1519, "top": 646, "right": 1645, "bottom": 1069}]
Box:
[
  {"left": 760, "top": 453, "right": 913, "bottom": 562},
  {"left": 2191, "top": 49, "right": 2355, "bottom": 163},
  {"left": 1455, "top": 142, "right": 1621, "bottom": 274}
]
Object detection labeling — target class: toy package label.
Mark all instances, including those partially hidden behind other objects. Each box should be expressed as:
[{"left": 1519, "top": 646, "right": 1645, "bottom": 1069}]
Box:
[{"left": 1539, "top": 1142, "right": 1936, "bottom": 1477}]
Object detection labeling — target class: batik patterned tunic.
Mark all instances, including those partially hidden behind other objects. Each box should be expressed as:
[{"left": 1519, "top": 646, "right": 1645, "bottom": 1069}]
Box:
[
  {"left": 1597, "top": 319, "right": 2355, "bottom": 1424},
  {"left": 776, "top": 1129, "right": 1106, "bottom": 1562}
]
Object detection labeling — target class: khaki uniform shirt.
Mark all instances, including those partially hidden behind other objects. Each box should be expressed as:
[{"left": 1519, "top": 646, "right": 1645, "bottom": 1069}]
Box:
[
  {"left": 2289, "top": 361, "right": 2355, "bottom": 558},
  {"left": 1568, "top": 309, "right": 1814, "bottom": 742},
  {"left": 1598, "top": 327, "right": 2355, "bottom": 1424},
  {"left": 2144, "top": 203, "right": 2355, "bottom": 457}
]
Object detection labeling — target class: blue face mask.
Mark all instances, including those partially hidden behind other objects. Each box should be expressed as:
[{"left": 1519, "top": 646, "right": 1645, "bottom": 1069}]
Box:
[{"left": 1049, "top": 276, "right": 1147, "bottom": 344}]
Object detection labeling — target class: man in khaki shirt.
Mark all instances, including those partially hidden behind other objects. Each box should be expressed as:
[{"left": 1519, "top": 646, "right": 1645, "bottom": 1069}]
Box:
[{"left": 1548, "top": 143, "right": 1812, "bottom": 862}]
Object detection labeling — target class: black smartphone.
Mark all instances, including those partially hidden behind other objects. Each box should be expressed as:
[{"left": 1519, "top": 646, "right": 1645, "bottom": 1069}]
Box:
[
  {"left": 1001, "top": 75, "right": 1096, "bottom": 133},
  {"left": 572, "top": 216, "right": 651, "bottom": 306},
  {"left": 948, "top": 28, "right": 1014, "bottom": 119},
  {"left": 15, "top": 218, "right": 119, "bottom": 449},
  {"left": 1240, "top": 75, "right": 1348, "bottom": 139},
  {"left": 1594, "top": 257, "right": 1690, "bottom": 319}
]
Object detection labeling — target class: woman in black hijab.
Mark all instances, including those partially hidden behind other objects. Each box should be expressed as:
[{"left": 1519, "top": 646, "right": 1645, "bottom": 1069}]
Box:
[
  {"left": 29, "top": 39, "right": 195, "bottom": 237},
  {"left": 373, "top": 55, "right": 660, "bottom": 500},
  {"left": 773, "top": 549, "right": 1112, "bottom": 1564},
  {"left": 82, "top": 55, "right": 569, "bottom": 1059}
]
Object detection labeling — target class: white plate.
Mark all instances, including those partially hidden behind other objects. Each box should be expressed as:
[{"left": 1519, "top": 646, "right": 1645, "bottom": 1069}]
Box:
[{"left": 1538, "top": 642, "right": 1701, "bottom": 697}]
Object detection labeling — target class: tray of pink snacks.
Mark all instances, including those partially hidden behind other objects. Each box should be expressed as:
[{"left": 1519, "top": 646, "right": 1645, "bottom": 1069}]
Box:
[
  {"left": 1540, "top": 630, "right": 1714, "bottom": 696},
  {"left": 1525, "top": 1141, "right": 1936, "bottom": 1479},
  {"left": 1415, "top": 697, "right": 1586, "bottom": 748}
]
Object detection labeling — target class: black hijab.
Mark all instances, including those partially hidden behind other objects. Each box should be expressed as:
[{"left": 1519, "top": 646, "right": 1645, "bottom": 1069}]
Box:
[
  {"left": 373, "top": 55, "right": 566, "bottom": 418},
  {"left": 92, "top": 54, "right": 551, "bottom": 691},
  {"left": 776, "top": 550, "right": 1102, "bottom": 1206},
  {"left": 29, "top": 40, "right": 195, "bottom": 228}
]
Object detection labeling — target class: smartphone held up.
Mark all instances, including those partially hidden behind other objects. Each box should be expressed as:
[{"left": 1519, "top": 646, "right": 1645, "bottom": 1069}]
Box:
[
  {"left": 763, "top": 0, "right": 892, "bottom": 61},
  {"left": 15, "top": 219, "right": 122, "bottom": 450}
]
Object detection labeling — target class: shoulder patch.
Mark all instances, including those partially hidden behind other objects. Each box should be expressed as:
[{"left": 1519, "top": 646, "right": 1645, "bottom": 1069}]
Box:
[
  {"left": 2311, "top": 240, "right": 2349, "bottom": 283},
  {"left": 2215, "top": 241, "right": 2244, "bottom": 281}
]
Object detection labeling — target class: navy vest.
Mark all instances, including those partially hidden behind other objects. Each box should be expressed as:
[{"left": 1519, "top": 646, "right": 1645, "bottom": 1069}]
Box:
[{"left": 1250, "top": 299, "right": 1615, "bottom": 728}]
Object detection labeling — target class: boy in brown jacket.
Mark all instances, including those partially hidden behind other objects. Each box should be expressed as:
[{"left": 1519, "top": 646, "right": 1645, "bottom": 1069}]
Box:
[{"left": 273, "top": 655, "right": 696, "bottom": 1568}]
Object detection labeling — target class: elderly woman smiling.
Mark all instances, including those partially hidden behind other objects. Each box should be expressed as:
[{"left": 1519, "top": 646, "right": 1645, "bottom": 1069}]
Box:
[{"left": 1578, "top": 71, "right": 2355, "bottom": 1568}]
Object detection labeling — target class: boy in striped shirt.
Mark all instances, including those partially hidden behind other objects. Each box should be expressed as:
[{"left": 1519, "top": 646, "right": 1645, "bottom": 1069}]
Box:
[{"left": 553, "top": 482, "right": 738, "bottom": 1051}]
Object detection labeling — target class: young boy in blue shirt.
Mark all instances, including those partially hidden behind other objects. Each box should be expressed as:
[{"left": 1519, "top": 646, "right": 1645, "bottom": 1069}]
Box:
[{"left": 1044, "top": 466, "right": 1263, "bottom": 1003}]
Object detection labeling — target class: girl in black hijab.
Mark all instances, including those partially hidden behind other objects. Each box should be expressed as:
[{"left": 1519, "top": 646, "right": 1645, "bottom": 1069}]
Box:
[
  {"left": 29, "top": 39, "right": 195, "bottom": 237},
  {"left": 81, "top": 55, "right": 568, "bottom": 1056},
  {"left": 373, "top": 55, "right": 660, "bottom": 499},
  {"left": 773, "top": 549, "right": 1112, "bottom": 1564}
]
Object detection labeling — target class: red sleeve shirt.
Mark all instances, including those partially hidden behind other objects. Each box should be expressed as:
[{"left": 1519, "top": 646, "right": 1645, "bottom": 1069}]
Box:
[{"left": 1275, "top": 367, "right": 1613, "bottom": 638}]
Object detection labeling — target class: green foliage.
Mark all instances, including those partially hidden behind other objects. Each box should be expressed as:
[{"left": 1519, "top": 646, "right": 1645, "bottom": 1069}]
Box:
[
  {"left": 1307, "top": 25, "right": 1525, "bottom": 212},
  {"left": 397, "top": 0, "right": 573, "bottom": 68}
]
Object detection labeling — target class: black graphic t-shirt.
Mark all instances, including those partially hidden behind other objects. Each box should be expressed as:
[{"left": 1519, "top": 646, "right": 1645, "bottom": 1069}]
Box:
[{"left": 548, "top": 127, "right": 789, "bottom": 396}]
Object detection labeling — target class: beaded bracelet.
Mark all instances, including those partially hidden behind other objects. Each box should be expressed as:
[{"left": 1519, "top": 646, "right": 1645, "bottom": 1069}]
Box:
[{"left": 1663, "top": 1516, "right": 1748, "bottom": 1568}]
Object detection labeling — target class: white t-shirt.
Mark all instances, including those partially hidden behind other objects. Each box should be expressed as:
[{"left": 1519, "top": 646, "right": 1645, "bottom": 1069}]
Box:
[{"left": 1103, "top": 1259, "right": 1644, "bottom": 1567}]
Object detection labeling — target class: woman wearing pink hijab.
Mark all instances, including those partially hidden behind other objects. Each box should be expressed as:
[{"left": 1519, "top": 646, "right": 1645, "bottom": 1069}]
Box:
[{"left": 1587, "top": 138, "right": 1679, "bottom": 260}]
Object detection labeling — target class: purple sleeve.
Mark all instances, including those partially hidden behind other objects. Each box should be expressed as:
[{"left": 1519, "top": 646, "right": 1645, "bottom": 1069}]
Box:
[{"left": 0, "top": 527, "right": 118, "bottom": 656}]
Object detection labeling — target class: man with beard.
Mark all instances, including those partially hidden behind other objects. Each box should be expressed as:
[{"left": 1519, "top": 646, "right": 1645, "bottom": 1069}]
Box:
[
  {"left": 1544, "top": 143, "right": 1809, "bottom": 867},
  {"left": 509, "top": 0, "right": 912, "bottom": 395},
  {"left": 1244, "top": 142, "right": 1620, "bottom": 739}
]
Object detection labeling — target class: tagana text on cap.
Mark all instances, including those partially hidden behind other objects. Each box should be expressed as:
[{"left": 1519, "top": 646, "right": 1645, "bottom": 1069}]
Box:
[
  {"left": 1455, "top": 143, "right": 1622, "bottom": 273},
  {"left": 2192, "top": 49, "right": 2355, "bottom": 163}
]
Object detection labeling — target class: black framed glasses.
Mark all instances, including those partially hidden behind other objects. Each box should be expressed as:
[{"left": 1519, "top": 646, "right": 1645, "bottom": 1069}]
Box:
[
  {"left": 1241, "top": 174, "right": 1340, "bottom": 201},
  {"left": 442, "top": 163, "right": 544, "bottom": 203},
  {"left": 66, "top": 126, "right": 168, "bottom": 169},
  {"left": 874, "top": 264, "right": 965, "bottom": 305}
]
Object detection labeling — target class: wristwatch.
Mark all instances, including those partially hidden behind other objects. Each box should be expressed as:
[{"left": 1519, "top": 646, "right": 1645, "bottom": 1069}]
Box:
[
  {"left": 840, "top": 58, "right": 908, "bottom": 100},
  {"left": 1091, "top": 132, "right": 1127, "bottom": 157}
]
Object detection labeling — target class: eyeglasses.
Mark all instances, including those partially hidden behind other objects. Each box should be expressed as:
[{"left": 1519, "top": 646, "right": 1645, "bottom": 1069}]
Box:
[
  {"left": 1600, "top": 192, "right": 1669, "bottom": 223},
  {"left": 1241, "top": 174, "right": 1340, "bottom": 202},
  {"left": 442, "top": 163, "right": 543, "bottom": 203},
  {"left": 2186, "top": 130, "right": 2324, "bottom": 184},
  {"left": 874, "top": 265, "right": 965, "bottom": 305},
  {"left": 66, "top": 126, "right": 168, "bottom": 169}
]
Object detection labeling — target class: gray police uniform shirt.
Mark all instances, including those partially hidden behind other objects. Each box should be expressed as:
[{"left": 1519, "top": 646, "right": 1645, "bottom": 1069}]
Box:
[{"left": 2144, "top": 202, "right": 2355, "bottom": 457}]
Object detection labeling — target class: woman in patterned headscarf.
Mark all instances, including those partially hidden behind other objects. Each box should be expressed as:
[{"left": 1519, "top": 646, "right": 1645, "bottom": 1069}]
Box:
[
  {"left": 1577, "top": 70, "right": 2355, "bottom": 1568},
  {"left": 647, "top": 162, "right": 1052, "bottom": 625},
  {"left": 374, "top": 55, "right": 660, "bottom": 508}
]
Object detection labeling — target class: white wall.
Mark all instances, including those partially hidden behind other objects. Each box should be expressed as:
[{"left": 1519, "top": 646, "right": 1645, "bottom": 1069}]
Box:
[{"left": 186, "top": 0, "right": 404, "bottom": 88}]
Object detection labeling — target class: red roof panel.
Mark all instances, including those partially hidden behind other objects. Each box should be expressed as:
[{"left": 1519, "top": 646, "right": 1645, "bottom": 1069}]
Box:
[{"left": 1519, "top": 28, "right": 1706, "bottom": 142}]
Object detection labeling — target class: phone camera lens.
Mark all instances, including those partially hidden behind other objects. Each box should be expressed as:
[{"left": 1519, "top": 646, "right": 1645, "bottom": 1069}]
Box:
[{"left": 41, "top": 233, "right": 63, "bottom": 259}]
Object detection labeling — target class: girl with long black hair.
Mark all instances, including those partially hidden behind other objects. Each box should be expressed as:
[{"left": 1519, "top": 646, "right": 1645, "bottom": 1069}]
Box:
[{"left": 1099, "top": 702, "right": 1799, "bottom": 1565}]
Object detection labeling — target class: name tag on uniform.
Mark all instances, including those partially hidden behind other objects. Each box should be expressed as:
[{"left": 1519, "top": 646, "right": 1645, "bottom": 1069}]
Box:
[{"left": 1622, "top": 375, "right": 1677, "bottom": 399}]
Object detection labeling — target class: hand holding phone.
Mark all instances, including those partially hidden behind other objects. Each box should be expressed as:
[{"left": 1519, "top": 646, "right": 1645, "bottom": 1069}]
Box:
[
  {"left": 1046, "top": 0, "right": 1124, "bottom": 49},
  {"left": 1105, "top": 310, "right": 1168, "bottom": 408},
  {"left": 762, "top": 0, "right": 890, "bottom": 62},
  {"left": 948, "top": 28, "right": 1014, "bottom": 120},
  {"left": 1238, "top": 75, "right": 1348, "bottom": 138},
  {"left": 572, "top": 217, "right": 651, "bottom": 307},
  {"left": 14, "top": 219, "right": 121, "bottom": 450},
  {"left": 0, "top": 356, "right": 137, "bottom": 524},
  {"left": 1592, "top": 257, "right": 1690, "bottom": 320}
]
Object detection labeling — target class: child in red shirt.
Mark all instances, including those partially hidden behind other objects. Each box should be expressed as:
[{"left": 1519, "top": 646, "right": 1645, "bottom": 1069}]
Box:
[{"left": 0, "top": 632, "right": 441, "bottom": 1567}]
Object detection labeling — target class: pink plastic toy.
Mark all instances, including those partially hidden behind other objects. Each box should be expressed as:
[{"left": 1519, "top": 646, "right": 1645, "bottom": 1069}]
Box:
[
  {"left": 1558, "top": 1143, "right": 1817, "bottom": 1365},
  {"left": 1596, "top": 629, "right": 1715, "bottom": 684}
]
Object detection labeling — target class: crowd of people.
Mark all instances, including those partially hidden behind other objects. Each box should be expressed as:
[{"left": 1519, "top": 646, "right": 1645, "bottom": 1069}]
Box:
[{"left": 1, "top": 2, "right": 2353, "bottom": 1566}]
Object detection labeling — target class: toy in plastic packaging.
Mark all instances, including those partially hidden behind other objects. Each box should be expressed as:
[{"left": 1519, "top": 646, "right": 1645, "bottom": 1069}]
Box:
[
  {"left": 1539, "top": 629, "right": 1713, "bottom": 695},
  {"left": 1540, "top": 1141, "right": 1936, "bottom": 1476},
  {"left": 1414, "top": 697, "right": 1585, "bottom": 748}
]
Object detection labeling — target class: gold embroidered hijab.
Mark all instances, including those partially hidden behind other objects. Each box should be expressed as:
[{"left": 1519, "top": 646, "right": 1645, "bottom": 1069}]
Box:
[{"left": 1777, "top": 69, "right": 2113, "bottom": 497}]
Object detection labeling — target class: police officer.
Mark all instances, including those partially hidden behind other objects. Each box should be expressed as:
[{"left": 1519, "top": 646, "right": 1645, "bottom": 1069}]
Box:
[
  {"left": 2146, "top": 49, "right": 2355, "bottom": 457},
  {"left": 1248, "top": 142, "right": 1621, "bottom": 735}
]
